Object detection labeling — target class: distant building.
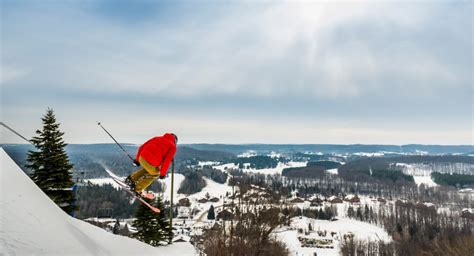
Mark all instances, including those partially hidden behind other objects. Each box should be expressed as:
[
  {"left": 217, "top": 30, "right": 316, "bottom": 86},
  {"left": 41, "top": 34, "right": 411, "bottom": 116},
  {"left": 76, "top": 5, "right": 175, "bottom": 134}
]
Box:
[
  {"left": 209, "top": 197, "right": 220, "bottom": 203},
  {"left": 178, "top": 198, "right": 191, "bottom": 207},
  {"left": 291, "top": 197, "right": 305, "bottom": 203},
  {"left": 461, "top": 209, "right": 474, "bottom": 220},
  {"left": 177, "top": 207, "right": 191, "bottom": 219},
  {"left": 216, "top": 210, "right": 234, "bottom": 221},
  {"left": 328, "top": 196, "right": 343, "bottom": 204},
  {"left": 344, "top": 195, "right": 360, "bottom": 204},
  {"left": 310, "top": 197, "right": 323, "bottom": 206},
  {"left": 249, "top": 192, "right": 260, "bottom": 198},
  {"left": 197, "top": 198, "right": 208, "bottom": 203}
]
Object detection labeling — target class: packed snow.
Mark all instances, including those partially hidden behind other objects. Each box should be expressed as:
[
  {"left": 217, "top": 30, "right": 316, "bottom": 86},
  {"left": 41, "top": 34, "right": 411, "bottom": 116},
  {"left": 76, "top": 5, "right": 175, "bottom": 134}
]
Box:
[
  {"left": 0, "top": 148, "right": 196, "bottom": 256},
  {"left": 213, "top": 161, "right": 307, "bottom": 175}
]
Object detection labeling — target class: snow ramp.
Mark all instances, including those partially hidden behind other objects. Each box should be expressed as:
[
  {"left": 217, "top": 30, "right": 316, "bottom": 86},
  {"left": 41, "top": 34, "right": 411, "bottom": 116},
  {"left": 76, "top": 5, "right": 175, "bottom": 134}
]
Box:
[{"left": 0, "top": 148, "right": 195, "bottom": 255}]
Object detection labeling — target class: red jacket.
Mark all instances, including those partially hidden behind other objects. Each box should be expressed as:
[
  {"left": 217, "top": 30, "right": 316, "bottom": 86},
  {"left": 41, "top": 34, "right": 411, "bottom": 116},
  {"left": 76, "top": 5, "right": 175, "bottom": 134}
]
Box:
[{"left": 135, "top": 133, "right": 177, "bottom": 177}]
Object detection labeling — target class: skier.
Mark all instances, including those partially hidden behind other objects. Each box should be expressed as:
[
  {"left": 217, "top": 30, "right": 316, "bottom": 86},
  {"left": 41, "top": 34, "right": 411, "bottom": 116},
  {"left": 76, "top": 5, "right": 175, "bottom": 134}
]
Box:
[{"left": 125, "top": 133, "right": 177, "bottom": 198}]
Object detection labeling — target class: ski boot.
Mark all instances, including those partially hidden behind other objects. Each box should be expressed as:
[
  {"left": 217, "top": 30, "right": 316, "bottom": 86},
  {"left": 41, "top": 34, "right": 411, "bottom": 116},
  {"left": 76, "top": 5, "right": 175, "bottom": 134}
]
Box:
[{"left": 124, "top": 175, "right": 136, "bottom": 191}]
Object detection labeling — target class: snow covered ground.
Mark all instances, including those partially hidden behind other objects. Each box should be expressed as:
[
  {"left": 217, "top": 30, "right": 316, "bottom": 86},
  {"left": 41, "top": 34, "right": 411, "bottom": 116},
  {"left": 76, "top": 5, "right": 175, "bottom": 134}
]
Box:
[
  {"left": 412, "top": 175, "right": 438, "bottom": 187},
  {"left": 395, "top": 163, "right": 438, "bottom": 187},
  {"left": 214, "top": 161, "right": 307, "bottom": 175},
  {"left": 326, "top": 168, "right": 338, "bottom": 175},
  {"left": 0, "top": 149, "right": 196, "bottom": 255},
  {"left": 274, "top": 216, "right": 391, "bottom": 256}
]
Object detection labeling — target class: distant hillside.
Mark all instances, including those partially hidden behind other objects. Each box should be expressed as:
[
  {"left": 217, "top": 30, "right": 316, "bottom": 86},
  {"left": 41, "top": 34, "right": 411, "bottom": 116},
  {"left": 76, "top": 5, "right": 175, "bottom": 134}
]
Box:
[
  {"left": 339, "top": 155, "right": 474, "bottom": 173},
  {"left": 175, "top": 146, "right": 235, "bottom": 162},
  {"left": 282, "top": 166, "right": 327, "bottom": 178},
  {"left": 184, "top": 144, "right": 474, "bottom": 155},
  {"left": 1, "top": 144, "right": 235, "bottom": 178}
]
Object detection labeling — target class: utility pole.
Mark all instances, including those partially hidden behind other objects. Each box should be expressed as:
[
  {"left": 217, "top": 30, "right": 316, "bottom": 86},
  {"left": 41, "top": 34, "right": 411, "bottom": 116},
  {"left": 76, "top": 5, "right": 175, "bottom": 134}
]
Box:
[{"left": 169, "top": 159, "right": 175, "bottom": 244}]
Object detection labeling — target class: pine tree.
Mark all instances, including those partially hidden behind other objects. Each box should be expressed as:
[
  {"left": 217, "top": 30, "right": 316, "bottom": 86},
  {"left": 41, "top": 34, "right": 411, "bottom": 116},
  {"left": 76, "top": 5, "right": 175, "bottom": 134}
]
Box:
[
  {"left": 356, "top": 207, "right": 363, "bottom": 221},
  {"left": 207, "top": 205, "right": 215, "bottom": 220},
  {"left": 133, "top": 196, "right": 172, "bottom": 246},
  {"left": 113, "top": 219, "right": 121, "bottom": 234},
  {"left": 26, "top": 108, "right": 75, "bottom": 214},
  {"left": 120, "top": 223, "right": 130, "bottom": 236},
  {"left": 348, "top": 206, "right": 355, "bottom": 218}
]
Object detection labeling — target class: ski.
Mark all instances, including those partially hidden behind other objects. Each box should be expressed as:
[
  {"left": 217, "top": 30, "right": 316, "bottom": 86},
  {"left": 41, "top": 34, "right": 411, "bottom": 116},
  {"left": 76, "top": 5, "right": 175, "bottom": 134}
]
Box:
[{"left": 104, "top": 169, "right": 160, "bottom": 213}]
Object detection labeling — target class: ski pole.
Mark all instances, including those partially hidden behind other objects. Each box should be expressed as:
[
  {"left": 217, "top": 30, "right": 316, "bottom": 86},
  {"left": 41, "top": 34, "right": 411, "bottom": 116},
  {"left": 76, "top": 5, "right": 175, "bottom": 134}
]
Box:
[
  {"left": 97, "top": 122, "right": 135, "bottom": 162},
  {"left": 0, "top": 122, "right": 34, "bottom": 145}
]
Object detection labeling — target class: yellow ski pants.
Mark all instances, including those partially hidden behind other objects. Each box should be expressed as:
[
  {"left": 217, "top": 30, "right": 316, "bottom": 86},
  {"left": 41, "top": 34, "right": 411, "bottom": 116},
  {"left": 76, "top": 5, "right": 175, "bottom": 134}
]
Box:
[{"left": 129, "top": 156, "right": 160, "bottom": 192}]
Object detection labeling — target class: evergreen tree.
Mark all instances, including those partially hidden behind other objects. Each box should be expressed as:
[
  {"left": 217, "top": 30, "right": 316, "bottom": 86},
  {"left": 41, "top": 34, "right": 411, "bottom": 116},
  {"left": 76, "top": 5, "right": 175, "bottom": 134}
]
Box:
[
  {"left": 113, "top": 219, "right": 121, "bottom": 234},
  {"left": 133, "top": 196, "right": 172, "bottom": 246},
  {"left": 356, "top": 207, "right": 363, "bottom": 221},
  {"left": 120, "top": 223, "right": 130, "bottom": 236},
  {"left": 348, "top": 206, "right": 355, "bottom": 218},
  {"left": 26, "top": 108, "right": 75, "bottom": 214},
  {"left": 207, "top": 205, "right": 215, "bottom": 220}
]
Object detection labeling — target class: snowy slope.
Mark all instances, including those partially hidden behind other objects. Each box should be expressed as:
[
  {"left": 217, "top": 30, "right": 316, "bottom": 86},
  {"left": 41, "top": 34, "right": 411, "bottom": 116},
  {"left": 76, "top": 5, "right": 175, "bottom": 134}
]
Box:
[
  {"left": 0, "top": 149, "right": 195, "bottom": 256},
  {"left": 395, "top": 163, "right": 438, "bottom": 187}
]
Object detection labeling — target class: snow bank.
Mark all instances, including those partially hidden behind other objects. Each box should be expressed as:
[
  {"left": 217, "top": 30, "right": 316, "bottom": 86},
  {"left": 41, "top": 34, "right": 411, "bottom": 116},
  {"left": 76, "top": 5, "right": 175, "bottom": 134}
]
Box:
[{"left": 0, "top": 149, "right": 195, "bottom": 256}]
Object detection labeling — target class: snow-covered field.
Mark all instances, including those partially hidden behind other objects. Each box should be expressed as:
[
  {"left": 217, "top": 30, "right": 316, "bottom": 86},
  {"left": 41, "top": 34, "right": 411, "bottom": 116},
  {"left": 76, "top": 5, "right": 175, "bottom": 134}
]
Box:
[
  {"left": 274, "top": 216, "right": 391, "bottom": 256},
  {"left": 213, "top": 161, "right": 307, "bottom": 175},
  {"left": 412, "top": 175, "right": 438, "bottom": 187},
  {"left": 0, "top": 149, "right": 196, "bottom": 255},
  {"left": 395, "top": 163, "right": 438, "bottom": 187}
]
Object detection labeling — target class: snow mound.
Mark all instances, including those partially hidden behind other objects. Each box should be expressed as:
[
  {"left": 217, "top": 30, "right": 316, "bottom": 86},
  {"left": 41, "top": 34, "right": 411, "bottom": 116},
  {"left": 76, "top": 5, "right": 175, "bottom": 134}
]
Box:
[{"left": 0, "top": 149, "right": 195, "bottom": 255}]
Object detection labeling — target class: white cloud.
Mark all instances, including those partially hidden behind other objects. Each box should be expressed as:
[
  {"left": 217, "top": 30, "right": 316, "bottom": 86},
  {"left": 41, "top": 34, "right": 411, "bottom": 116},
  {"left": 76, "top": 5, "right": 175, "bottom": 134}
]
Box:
[
  {"left": 1, "top": 1, "right": 471, "bottom": 144},
  {"left": 2, "top": 1, "right": 469, "bottom": 99}
]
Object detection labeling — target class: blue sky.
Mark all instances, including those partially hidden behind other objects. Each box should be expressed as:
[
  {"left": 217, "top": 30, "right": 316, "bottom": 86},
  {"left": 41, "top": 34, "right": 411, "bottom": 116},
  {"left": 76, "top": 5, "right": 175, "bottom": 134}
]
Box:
[{"left": 1, "top": 0, "right": 472, "bottom": 144}]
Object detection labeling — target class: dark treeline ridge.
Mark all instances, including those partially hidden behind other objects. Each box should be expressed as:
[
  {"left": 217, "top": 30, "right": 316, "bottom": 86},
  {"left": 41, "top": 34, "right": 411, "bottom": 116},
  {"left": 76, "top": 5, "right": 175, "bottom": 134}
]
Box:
[
  {"left": 76, "top": 181, "right": 165, "bottom": 219},
  {"left": 2, "top": 144, "right": 235, "bottom": 178},
  {"left": 232, "top": 155, "right": 282, "bottom": 169},
  {"left": 177, "top": 171, "right": 206, "bottom": 195},
  {"left": 306, "top": 160, "right": 342, "bottom": 169},
  {"left": 75, "top": 183, "right": 139, "bottom": 219},
  {"left": 431, "top": 172, "right": 474, "bottom": 187},
  {"left": 339, "top": 155, "right": 474, "bottom": 173},
  {"left": 282, "top": 166, "right": 327, "bottom": 178},
  {"left": 184, "top": 143, "right": 474, "bottom": 155},
  {"left": 177, "top": 166, "right": 228, "bottom": 195}
]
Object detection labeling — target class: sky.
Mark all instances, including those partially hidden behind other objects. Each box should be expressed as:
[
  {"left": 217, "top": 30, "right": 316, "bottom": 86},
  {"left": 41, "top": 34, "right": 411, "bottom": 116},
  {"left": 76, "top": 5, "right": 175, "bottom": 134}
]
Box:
[{"left": 1, "top": 0, "right": 472, "bottom": 145}]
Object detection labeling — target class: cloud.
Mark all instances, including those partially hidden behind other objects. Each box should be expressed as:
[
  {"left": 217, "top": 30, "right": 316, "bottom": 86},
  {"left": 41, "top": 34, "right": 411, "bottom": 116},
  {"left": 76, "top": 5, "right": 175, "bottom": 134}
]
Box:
[
  {"left": 1, "top": 1, "right": 472, "bottom": 144},
  {"left": 3, "top": 1, "right": 470, "bottom": 98}
]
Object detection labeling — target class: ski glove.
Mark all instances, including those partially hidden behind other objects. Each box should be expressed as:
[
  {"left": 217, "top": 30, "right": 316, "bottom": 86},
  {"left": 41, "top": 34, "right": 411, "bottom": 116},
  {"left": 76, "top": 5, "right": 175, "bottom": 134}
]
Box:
[
  {"left": 133, "top": 160, "right": 140, "bottom": 167},
  {"left": 159, "top": 175, "right": 166, "bottom": 180}
]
